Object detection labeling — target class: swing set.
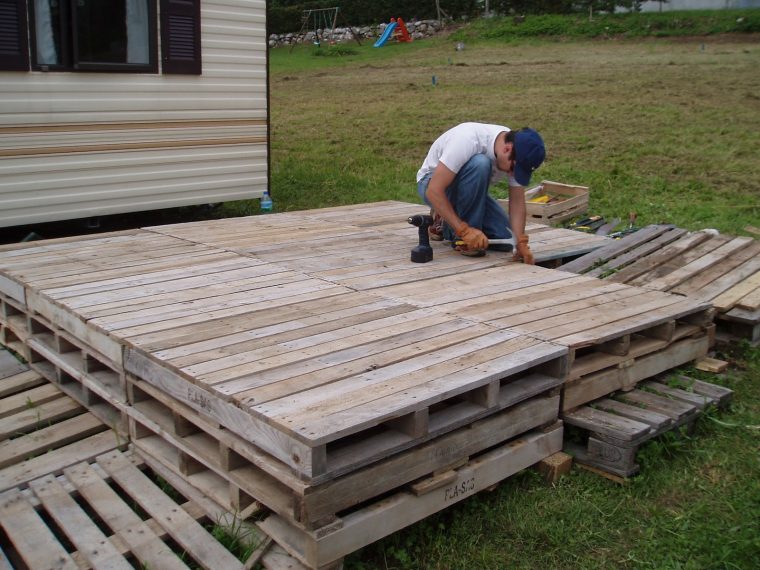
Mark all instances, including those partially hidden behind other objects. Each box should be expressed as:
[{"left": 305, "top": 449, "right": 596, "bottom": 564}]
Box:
[{"left": 290, "top": 7, "right": 362, "bottom": 52}]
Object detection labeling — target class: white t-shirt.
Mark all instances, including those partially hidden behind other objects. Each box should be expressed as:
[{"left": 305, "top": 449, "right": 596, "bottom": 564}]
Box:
[{"left": 416, "top": 122, "right": 519, "bottom": 186}]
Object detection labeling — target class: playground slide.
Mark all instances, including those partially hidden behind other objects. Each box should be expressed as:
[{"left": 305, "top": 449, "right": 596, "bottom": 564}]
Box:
[{"left": 373, "top": 22, "right": 397, "bottom": 47}]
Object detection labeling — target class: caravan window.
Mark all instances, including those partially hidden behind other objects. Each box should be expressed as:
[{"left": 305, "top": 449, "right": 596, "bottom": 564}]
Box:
[
  {"left": 32, "top": 0, "right": 157, "bottom": 72},
  {"left": 0, "top": 0, "right": 201, "bottom": 74}
]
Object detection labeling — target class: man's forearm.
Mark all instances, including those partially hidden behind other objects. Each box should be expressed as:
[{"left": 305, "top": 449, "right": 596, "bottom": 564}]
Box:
[{"left": 508, "top": 186, "right": 527, "bottom": 237}]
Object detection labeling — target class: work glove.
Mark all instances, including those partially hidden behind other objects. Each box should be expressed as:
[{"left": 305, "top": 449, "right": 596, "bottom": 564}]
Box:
[
  {"left": 513, "top": 234, "right": 535, "bottom": 265},
  {"left": 457, "top": 224, "right": 489, "bottom": 251}
]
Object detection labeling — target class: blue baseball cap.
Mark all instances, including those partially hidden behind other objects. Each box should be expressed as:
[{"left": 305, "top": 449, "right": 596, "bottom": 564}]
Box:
[{"left": 513, "top": 128, "right": 546, "bottom": 186}]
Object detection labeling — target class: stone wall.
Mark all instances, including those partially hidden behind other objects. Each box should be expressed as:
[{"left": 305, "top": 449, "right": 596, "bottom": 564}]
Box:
[{"left": 268, "top": 19, "right": 445, "bottom": 48}]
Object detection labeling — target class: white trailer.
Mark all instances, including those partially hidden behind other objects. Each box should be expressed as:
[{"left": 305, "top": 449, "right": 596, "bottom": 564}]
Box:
[{"left": 0, "top": 0, "right": 268, "bottom": 228}]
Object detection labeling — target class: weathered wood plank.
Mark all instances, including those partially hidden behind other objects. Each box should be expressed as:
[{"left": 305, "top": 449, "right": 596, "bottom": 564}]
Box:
[
  {"left": 0, "top": 487, "right": 78, "bottom": 569},
  {"left": 585, "top": 227, "right": 688, "bottom": 278},
  {"left": 670, "top": 240, "right": 760, "bottom": 298},
  {"left": 0, "top": 369, "right": 46, "bottom": 398},
  {"left": 0, "top": 383, "right": 62, "bottom": 419},
  {"left": 0, "top": 349, "right": 28, "bottom": 381},
  {"left": 559, "top": 225, "right": 676, "bottom": 274},
  {"left": 97, "top": 450, "right": 245, "bottom": 570},
  {"left": 643, "top": 236, "right": 753, "bottom": 292},
  {"left": 0, "top": 395, "right": 84, "bottom": 440},
  {"left": 606, "top": 231, "right": 713, "bottom": 284},
  {"left": 563, "top": 406, "right": 652, "bottom": 441},
  {"left": 0, "top": 431, "right": 121, "bottom": 492},
  {"left": 0, "top": 413, "right": 105, "bottom": 469},
  {"left": 29, "top": 474, "right": 134, "bottom": 570}
]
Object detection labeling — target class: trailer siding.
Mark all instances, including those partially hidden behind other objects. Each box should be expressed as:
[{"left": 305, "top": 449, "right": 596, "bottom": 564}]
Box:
[{"left": 0, "top": 0, "right": 268, "bottom": 228}]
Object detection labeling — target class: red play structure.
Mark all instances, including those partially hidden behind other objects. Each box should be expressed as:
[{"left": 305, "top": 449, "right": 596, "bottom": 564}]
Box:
[{"left": 393, "top": 17, "right": 412, "bottom": 42}]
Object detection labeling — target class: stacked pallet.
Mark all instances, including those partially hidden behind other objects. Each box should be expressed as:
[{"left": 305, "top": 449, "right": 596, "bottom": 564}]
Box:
[
  {"left": 372, "top": 262, "right": 714, "bottom": 412},
  {"left": 0, "top": 208, "right": 573, "bottom": 569},
  {"left": 560, "top": 225, "right": 760, "bottom": 344},
  {"left": 0, "top": 203, "right": 723, "bottom": 564}
]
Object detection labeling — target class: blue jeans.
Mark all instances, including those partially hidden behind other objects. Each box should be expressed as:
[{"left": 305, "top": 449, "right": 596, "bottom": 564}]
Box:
[{"left": 417, "top": 154, "right": 511, "bottom": 242}]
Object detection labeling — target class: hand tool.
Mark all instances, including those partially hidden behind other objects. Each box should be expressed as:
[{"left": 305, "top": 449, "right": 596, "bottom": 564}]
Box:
[
  {"left": 408, "top": 214, "right": 433, "bottom": 263},
  {"left": 455, "top": 230, "right": 516, "bottom": 251}
]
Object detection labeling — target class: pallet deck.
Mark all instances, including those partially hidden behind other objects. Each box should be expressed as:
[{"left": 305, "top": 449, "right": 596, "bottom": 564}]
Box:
[
  {"left": 560, "top": 225, "right": 760, "bottom": 344},
  {"left": 0, "top": 202, "right": 721, "bottom": 568},
  {"left": 371, "top": 262, "right": 713, "bottom": 412}
]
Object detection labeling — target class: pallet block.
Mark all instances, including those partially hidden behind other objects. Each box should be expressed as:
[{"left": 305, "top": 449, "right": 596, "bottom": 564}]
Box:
[{"left": 563, "top": 377, "right": 732, "bottom": 478}]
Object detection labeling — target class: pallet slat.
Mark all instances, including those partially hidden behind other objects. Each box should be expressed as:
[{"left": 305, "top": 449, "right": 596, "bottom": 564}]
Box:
[{"left": 0, "top": 487, "right": 79, "bottom": 569}]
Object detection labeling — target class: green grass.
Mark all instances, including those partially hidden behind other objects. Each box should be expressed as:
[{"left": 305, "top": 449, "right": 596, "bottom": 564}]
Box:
[
  {"left": 452, "top": 9, "right": 760, "bottom": 41},
  {"left": 250, "top": 16, "right": 760, "bottom": 569},
  {"left": 244, "top": 19, "right": 760, "bottom": 235}
]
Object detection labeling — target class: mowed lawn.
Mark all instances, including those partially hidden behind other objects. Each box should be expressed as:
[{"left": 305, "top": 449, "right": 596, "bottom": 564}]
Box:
[
  {"left": 266, "top": 34, "right": 760, "bottom": 236},
  {"left": 263, "top": 33, "right": 760, "bottom": 570}
]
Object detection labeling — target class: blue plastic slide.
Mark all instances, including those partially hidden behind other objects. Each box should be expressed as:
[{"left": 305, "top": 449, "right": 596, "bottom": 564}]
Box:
[{"left": 373, "top": 22, "right": 397, "bottom": 47}]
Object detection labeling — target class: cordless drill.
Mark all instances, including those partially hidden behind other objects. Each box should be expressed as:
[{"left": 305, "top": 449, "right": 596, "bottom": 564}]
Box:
[{"left": 408, "top": 214, "right": 433, "bottom": 263}]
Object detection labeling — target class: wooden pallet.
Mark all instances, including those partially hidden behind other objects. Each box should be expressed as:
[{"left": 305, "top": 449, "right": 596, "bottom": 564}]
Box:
[
  {"left": 257, "top": 422, "right": 563, "bottom": 569},
  {"left": 123, "top": 291, "right": 567, "bottom": 482},
  {"left": 560, "top": 226, "right": 760, "bottom": 344},
  {"left": 0, "top": 352, "right": 124, "bottom": 493},
  {"left": 127, "top": 372, "right": 561, "bottom": 528},
  {"left": 0, "top": 449, "right": 248, "bottom": 570},
  {"left": 0, "top": 351, "right": 309, "bottom": 570},
  {"left": 372, "top": 263, "right": 713, "bottom": 412},
  {"left": 563, "top": 376, "right": 733, "bottom": 478},
  {"left": 0, "top": 219, "right": 569, "bottom": 485}
]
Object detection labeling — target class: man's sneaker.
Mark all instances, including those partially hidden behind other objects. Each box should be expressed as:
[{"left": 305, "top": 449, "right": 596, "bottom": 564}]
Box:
[{"left": 428, "top": 211, "right": 444, "bottom": 241}]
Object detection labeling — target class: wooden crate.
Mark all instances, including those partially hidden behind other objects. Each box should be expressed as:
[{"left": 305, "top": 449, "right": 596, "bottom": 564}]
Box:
[
  {"left": 560, "top": 226, "right": 760, "bottom": 344},
  {"left": 498, "top": 181, "right": 589, "bottom": 226}
]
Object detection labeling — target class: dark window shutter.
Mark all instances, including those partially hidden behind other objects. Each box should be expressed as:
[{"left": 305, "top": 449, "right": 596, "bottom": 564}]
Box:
[
  {"left": 0, "top": 0, "right": 29, "bottom": 71},
  {"left": 160, "top": 0, "right": 201, "bottom": 74}
]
